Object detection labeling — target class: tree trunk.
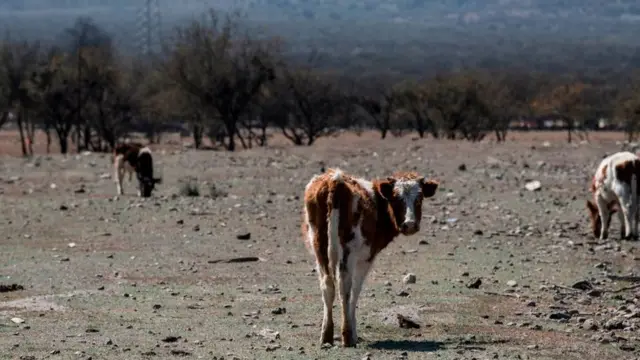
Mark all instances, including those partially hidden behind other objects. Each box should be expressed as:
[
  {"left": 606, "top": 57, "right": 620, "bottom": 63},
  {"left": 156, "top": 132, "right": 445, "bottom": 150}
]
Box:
[
  {"left": 192, "top": 122, "right": 203, "bottom": 149},
  {"left": 56, "top": 128, "right": 70, "bottom": 154},
  {"left": 16, "top": 111, "right": 28, "bottom": 157},
  {"left": 45, "top": 128, "right": 51, "bottom": 154},
  {"left": 226, "top": 124, "right": 236, "bottom": 151}
]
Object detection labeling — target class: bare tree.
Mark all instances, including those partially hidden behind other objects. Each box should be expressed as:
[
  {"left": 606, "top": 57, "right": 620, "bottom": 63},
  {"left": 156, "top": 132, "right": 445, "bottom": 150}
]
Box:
[
  {"left": 475, "top": 71, "right": 533, "bottom": 142},
  {"left": 394, "top": 81, "right": 439, "bottom": 138},
  {"left": 61, "top": 16, "right": 113, "bottom": 151},
  {"left": 0, "top": 38, "right": 41, "bottom": 156},
  {"left": 83, "top": 49, "right": 138, "bottom": 151},
  {"left": 164, "top": 10, "right": 277, "bottom": 151},
  {"left": 615, "top": 73, "right": 640, "bottom": 142},
  {"left": 352, "top": 77, "right": 397, "bottom": 139},
  {"left": 31, "top": 50, "right": 91, "bottom": 154},
  {"left": 269, "top": 67, "right": 343, "bottom": 146}
]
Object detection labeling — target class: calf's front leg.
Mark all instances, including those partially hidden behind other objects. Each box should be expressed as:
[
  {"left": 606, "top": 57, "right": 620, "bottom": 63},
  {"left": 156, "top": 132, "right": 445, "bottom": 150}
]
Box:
[{"left": 596, "top": 196, "right": 611, "bottom": 240}]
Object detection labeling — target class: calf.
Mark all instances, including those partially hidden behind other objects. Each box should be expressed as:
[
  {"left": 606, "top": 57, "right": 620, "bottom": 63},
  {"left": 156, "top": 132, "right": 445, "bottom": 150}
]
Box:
[
  {"left": 303, "top": 168, "right": 439, "bottom": 347},
  {"left": 587, "top": 151, "right": 640, "bottom": 240},
  {"left": 113, "top": 143, "right": 162, "bottom": 197}
]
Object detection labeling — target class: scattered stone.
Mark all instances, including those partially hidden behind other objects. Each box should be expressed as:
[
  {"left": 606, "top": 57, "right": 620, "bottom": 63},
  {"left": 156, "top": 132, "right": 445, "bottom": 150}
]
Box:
[
  {"left": 587, "top": 289, "right": 602, "bottom": 297},
  {"left": 620, "top": 344, "right": 635, "bottom": 352},
  {"left": 506, "top": 280, "right": 518, "bottom": 287},
  {"left": 265, "top": 344, "right": 281, "bottom": 352},
  {"left": 458, "top": 164, "right": 467, "bottom": 171},
  {"left": 257, "top": 328, "right": 280, "bottom": 341},
  {"left": 10, "top": 317, "right": 25, "bottom": 324},
  {"left": 236, "top": 233, "right": 251, "bottom": 240},
  {"left": 59, "top": 205, "right": 68, "bottom": 211},
  {"left": 571, "top": 280, "right": 593, "bottom": 291},
  {"left": 582, "top": 318, "right": 598, "bottom": 331},
  {"left": 403, "top": 273, "right": 416, "bottom": 284},
  {"left": 466, "top": 278, "right": 482, "bottom": 289},
  {"left": 548, "top": 312, "right": 571, "bottom": 320},
  {"left": 271, "top": 307, "right": 286, "bottom": 315},
  {"left": 397, "top": 314, "right": 420, "bottom": 329},
  {"left": 0, "top": 284, "right": 24, "bottom": 293},
  {"left": 170, "top": 350, "right": 192, "bottom": 356},
  {"left": 603, "top": 317, "right": 625, "bottom": 330},
  {"left": 524, "top": 181, "right": 541, "bottom": 192},
  {"left": 161, "top": 336, "right": 180, "bottom": 343},
  {"left": 396, "top": 290, "right": 410, "bottom": 297}
]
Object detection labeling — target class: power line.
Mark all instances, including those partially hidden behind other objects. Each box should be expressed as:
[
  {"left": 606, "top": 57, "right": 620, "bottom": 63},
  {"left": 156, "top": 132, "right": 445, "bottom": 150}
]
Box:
[{"left": 136, "top": 0, "right": 162, "bottom": 57}]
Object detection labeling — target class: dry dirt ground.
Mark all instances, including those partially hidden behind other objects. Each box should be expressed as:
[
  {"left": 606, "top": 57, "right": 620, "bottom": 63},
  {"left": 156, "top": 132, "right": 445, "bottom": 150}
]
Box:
[{"left": 2, "top": 130, "right": 640, "bottom": 360}]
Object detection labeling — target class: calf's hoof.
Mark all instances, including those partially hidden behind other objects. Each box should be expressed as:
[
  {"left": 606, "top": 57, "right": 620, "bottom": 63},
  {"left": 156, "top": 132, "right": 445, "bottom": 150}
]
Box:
[
  {"left": 320, "top": 328, "right": 334, "bottom": 346},
  {"left": 341, "top": 331, "right": 357, "bottom": 348}
]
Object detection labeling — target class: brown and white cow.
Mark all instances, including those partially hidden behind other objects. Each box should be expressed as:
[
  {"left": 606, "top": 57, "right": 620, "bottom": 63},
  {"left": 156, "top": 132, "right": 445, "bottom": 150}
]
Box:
[
  {"left": 113, "top": 143, "right": 162, "bottom": 197},
  {"left": 303, "top": 168, "right": 439, "bottom": 347},
  {"left": 586, "top": 151, "right": 640, "bottom": 240}
]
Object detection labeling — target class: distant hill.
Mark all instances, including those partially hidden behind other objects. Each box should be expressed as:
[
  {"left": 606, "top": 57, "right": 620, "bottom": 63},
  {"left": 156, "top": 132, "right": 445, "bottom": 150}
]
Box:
[{"left": 2, "top": 0, "right": 639, "bottom": 76}]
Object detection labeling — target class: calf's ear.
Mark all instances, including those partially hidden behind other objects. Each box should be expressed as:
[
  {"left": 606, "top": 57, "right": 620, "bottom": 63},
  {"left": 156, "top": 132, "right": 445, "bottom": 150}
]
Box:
[
  {"left": 378, "top": 178, "right": 396, "bottom": 201},
  {"left": 421, "top": 178, "right": 439, "bottom": 198}
]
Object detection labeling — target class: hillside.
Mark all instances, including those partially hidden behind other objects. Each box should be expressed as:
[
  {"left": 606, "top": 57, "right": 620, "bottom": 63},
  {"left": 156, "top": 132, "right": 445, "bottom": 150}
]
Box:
[{"left": 1, "top": 0, "right": 639, "bottom": 77}]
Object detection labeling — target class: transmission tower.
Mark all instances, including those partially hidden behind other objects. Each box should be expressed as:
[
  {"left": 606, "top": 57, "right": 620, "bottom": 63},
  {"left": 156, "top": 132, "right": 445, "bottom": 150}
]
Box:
[{"left": 137, "top": 0, "right": 162, "bottom": 58}]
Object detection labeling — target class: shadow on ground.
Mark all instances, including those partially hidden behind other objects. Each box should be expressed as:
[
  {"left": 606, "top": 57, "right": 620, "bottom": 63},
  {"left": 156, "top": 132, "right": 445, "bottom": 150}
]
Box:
[{"left": 368, "top": 340, "right": 446, "bottom": 352}]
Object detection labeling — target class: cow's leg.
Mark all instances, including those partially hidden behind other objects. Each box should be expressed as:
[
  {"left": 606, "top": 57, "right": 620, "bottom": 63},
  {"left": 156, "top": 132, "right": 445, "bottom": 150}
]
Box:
[
  {"left": 337, "top": 248, "right": 354, "bottom": 347},
  {"left": 596, "top": 195, "right": 611, "bottom": 240},
  {"left": 307, "top": 216, "right": 335, "bottom": 346},
  {"left": 347, "top": 254, "right": 372, "bottom": 346},
  {"left": 114, "top": 156, "right": 125, "bottom": 195},
  {"left": 613, "top": 186, "right": 633, "bottom": 239},
  {"left": 616, "top": 209, "right": 626, "bottom": 239},
  {"left": 319, "top": 270, "right": 335, "bottom": 345}
]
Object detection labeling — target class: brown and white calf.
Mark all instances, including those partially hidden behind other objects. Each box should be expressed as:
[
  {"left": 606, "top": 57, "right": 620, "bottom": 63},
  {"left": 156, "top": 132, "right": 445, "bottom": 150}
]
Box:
[
  {"left": 113, "top": 143, "right": 162, "bottom": 197},
  {"left": 587, "top": 151, "right": 640, "bottom": 240},
  {"left": 303, "top": 168, "right": 439, "bottom": 347}
]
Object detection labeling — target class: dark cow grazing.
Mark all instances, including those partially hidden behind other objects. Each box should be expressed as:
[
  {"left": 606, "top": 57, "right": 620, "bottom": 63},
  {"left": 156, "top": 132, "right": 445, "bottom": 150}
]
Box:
[
  {"left": 113, "top": 143, "right": 162, "bottom": 197},
  {"left": 303, "top": 168, "right": 439, "bottom": 347},
  {"left": 587, "top": 151, "right": 640, "bottom": 240}
]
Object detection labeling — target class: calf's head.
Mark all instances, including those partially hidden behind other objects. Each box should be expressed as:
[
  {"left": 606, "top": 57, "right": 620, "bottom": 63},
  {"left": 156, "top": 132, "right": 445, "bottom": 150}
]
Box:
[
  {"left": 586, "top": 199, "right": 618, "bottom": 238},
  {"left": 137, "top": 174, "right": 162, "bottom": 197},
  {"left": 378, "top": 172, "right": 439, "bottom": 236}
]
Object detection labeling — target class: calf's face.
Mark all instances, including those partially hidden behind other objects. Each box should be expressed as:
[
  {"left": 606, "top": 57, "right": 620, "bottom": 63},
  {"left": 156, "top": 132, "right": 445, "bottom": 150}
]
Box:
[
  {"left": 379, "top": 175, "right": 439, "bottom": 235},
  {"left": 137, "top": 174, "right": 162, "bottom": 198}
]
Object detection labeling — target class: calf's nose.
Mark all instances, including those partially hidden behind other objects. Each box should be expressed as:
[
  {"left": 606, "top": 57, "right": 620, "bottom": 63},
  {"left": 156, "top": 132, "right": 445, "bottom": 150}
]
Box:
[{"left": 400, "top": 221, "right": 417, "bottom": 233}]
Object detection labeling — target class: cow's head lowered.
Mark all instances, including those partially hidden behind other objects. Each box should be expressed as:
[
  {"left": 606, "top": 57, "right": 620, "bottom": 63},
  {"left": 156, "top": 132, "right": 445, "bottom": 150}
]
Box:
[
  {"left": 136, "top": 147, "right": 162, "bottom": 197},
  {"left": 376, "top": 172, "right": 439, "bottom": 236}
]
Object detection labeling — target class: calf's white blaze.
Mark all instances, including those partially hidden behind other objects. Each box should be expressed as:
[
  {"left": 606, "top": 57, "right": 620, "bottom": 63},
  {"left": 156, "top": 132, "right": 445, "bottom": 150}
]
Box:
[{"left": 394, "top": 180, "right": 422, "bottom": 224}]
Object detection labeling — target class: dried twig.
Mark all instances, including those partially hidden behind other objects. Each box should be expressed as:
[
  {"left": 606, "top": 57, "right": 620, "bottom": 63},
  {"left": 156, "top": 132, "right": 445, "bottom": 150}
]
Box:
[
  {"left": 207, "top": 256, "right": 260, "bottom": 264},
  {"left": 483, "top": 291, "right": 520, "bottom": 298},
  {"left": 604, "top": 283, "right": 640, "bottom": 293}
]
